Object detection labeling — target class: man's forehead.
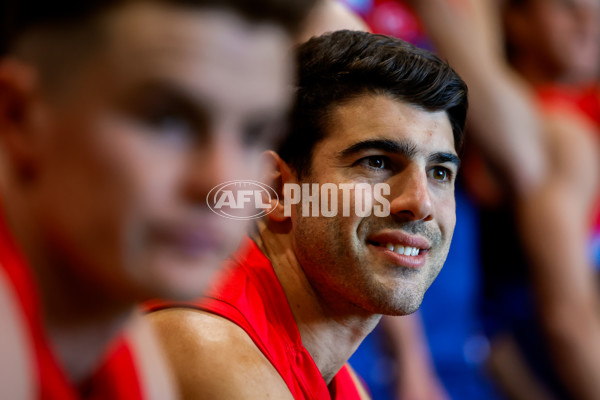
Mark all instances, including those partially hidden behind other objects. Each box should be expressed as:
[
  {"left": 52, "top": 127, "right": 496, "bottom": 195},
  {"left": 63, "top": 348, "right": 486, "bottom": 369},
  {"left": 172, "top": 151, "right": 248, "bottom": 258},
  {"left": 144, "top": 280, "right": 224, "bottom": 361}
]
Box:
[
  {"left": 105, "top": 3, "right": 290, "bottom": 73},
  {"left": 99, "top": 3, "right": 293, "bottom": 114},
  {"left": 326, "top": 95, "right": 455, "bottom": 154}
]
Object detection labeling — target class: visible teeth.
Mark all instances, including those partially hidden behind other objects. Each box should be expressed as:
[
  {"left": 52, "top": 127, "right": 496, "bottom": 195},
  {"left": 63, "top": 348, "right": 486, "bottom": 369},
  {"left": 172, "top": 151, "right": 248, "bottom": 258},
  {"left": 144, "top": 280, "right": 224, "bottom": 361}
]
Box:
[{"left": 378, "top": 242, "right": 421, "bottom": 257}]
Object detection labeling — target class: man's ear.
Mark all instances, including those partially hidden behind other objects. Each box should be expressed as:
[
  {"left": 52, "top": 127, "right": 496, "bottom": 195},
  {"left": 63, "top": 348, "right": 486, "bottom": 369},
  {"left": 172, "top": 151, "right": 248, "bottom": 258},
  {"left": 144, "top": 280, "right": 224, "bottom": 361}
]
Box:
[
  {"left": 260, "top": 150, "right": 297, "bottom": 222},
  {"left": 0, "top": 58, "right": 41, "bottom": 182}
]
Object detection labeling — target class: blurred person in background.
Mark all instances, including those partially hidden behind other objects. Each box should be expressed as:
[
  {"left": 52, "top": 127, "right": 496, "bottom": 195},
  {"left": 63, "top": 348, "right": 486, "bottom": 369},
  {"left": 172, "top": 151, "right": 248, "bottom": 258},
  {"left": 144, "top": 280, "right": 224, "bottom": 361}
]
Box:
[
  {"left": 0, "top": 0, "right": 316, "bottom": 397},
  {"left": 479, "top": 0, "right": 600, "bottom": 399}
]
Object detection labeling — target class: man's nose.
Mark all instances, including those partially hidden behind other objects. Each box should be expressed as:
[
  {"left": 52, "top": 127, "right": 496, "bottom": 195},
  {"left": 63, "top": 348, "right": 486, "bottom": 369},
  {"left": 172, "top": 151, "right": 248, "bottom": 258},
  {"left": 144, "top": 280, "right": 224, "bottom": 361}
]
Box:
[{"left": 388, "top": 167, "right": 434, "bottom": 222}]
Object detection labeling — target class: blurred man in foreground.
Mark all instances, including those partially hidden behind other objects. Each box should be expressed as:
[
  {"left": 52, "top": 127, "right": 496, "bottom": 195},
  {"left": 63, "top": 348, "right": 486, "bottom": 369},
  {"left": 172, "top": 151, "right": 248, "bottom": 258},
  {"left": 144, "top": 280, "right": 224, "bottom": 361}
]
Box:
[
  {"left": 147, "top": 30, "right": 468, "bottom": 399},
  {"left": 0, "top": 0, "right": 315, "bottom": 397}
]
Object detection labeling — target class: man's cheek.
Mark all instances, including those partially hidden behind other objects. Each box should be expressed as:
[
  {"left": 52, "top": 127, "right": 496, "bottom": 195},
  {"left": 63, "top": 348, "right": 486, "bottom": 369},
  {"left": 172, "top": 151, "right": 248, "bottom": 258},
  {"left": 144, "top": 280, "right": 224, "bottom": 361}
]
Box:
[{"left": 436, "top": 197, "right": 456, "bottom": 226}]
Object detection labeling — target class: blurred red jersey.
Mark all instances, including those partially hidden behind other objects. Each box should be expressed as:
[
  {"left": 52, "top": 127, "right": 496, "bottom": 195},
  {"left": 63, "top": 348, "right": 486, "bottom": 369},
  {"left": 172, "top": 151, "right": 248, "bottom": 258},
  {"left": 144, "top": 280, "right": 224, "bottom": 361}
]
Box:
[{"left": 0, "top": 209, "right": 143, "bottom": 399}]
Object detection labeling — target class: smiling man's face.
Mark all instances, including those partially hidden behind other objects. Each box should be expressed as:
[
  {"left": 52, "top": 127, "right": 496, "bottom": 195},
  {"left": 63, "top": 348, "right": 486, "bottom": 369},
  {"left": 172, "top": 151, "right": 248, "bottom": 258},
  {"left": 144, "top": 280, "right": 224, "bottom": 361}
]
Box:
[{"left": 289, "top": 94, "right": 458, "bottom": 315}]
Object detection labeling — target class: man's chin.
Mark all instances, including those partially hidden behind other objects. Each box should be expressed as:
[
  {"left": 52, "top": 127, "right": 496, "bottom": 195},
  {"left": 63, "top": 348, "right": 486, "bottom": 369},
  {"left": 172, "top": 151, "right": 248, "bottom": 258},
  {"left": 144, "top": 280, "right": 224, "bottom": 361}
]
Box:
[
  {"left": 392, "top": 303, "right": 422, "bottom": 316},
  {"left": 372, "top": 291, "right": 424, "bottom": 316}
]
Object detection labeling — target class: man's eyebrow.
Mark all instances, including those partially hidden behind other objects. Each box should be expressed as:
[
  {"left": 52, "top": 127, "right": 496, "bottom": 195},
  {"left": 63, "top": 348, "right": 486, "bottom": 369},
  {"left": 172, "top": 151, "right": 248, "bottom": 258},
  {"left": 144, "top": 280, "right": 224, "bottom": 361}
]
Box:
[
  {"left": 128, "top": 80, "right": 284, "bottom": 126},
  {"left": 121, "top": 80, "right": 211, "bottom": 131},
  {"left": 428, "top": 152, "right": 461, "bottom": 168},
  {"left": 337, "top": 139, "right": 418, "bottom": 159}
]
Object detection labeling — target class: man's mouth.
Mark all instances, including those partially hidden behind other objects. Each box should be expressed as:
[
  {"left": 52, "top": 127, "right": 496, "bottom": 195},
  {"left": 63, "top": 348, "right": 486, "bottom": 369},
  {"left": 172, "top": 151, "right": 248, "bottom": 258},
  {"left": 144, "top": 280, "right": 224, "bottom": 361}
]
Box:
[
  {"left": 366, "top": 230, "right": 432, "bottom": 267},
  {"left": 152, "top": 222, "right": 229, "bottom": 258},
  {"left": 369, "top": 241, "right": 422, "bottom": 257}
]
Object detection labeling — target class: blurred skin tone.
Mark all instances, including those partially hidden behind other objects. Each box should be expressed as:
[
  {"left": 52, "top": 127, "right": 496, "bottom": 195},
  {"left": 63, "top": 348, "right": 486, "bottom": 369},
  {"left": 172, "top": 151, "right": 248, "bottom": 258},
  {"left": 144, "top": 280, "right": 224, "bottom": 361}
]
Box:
[
  {"left": 149, "top": 94, "right": 459, "bottom": 399},
  {"left": 505, "top": 0, "right": 600, "bottom": 84},
  {"left": 1, "top": 3, "right": 293, "bottom": 302},
  {"left": 0, "top": 1, "right": 293, "bottom": 384}
]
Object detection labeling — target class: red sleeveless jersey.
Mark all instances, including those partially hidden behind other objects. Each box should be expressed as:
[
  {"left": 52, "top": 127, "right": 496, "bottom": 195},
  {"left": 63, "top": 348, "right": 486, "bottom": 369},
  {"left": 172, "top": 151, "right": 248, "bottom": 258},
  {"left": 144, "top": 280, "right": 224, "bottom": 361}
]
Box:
[
  {"left": 147, "top": 238, "right": 364, "bottom": 400},
  {"left": 0, "top": 208, "right": 143, "bottom": 399}
]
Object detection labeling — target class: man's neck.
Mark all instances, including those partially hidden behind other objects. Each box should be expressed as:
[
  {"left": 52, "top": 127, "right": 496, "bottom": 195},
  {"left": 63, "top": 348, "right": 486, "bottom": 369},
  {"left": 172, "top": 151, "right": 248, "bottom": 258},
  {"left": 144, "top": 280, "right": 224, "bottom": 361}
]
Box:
[
  {"left": 2, "top": 192, "right": 135, "bottom": 385},
  {"left": 253, "top": 220, "right": 381, "bottom": 385}
]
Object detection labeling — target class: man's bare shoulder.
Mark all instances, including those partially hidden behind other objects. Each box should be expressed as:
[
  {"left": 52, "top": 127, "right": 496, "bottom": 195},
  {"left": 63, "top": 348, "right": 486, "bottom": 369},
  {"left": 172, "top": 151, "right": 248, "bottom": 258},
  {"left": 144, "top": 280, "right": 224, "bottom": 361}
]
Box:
[{"left": 147, "top": 308, "right": 294, "bottom": 400}]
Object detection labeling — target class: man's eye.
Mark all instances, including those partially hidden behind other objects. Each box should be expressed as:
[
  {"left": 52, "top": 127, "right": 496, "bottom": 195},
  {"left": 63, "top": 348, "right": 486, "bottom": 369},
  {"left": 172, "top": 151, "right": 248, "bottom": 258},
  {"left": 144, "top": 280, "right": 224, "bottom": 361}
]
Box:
[
  {"left": 146, "top": 112, "right": 191, "bottom": 134},
  {"left": 243, "top": 122, "right": 271, "bottom": 147},
  {"left": 429, "top": 166, "right": 452, "bottom": 181},
  {"left": 360, "top": 156, "right": 388, "bottom": 170},
  {"left": 243, "top": 118, "right": 285, "bottom": 149}
]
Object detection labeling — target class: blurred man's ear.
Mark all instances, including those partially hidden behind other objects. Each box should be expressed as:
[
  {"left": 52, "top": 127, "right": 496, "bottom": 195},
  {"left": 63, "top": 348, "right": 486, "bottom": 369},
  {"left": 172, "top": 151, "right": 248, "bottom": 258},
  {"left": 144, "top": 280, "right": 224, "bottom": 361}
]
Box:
[
  {"left": 0, "top": 58, "right": 40, "bottom": 182},
  {"left": 260, "top": 150, "right": 297, "bottom": 222}
]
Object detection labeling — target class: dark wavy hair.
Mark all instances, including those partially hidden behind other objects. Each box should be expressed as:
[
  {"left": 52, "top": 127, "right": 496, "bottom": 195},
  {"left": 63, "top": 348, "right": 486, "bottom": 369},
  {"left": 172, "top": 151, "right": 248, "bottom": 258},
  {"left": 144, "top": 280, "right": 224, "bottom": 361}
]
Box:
[{"left": 279, "top": 30, "right": 469, "bottom": 177}]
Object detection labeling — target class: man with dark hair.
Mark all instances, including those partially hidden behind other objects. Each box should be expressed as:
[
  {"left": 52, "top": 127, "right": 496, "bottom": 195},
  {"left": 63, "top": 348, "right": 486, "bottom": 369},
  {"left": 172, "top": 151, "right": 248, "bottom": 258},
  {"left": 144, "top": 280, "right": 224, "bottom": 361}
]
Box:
[
  {"left": 0, "top": 0, "right": 316, "bottom": 397},
  {"left": 148, "top": 30, "right": 468, "bottom": 399}
]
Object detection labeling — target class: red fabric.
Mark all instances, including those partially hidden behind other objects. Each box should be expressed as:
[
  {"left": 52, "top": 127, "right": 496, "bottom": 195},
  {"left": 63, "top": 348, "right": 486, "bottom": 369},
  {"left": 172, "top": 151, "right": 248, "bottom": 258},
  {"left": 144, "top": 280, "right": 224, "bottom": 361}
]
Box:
[
  {"left": 86, "top": 338, "right": 144, "bottom": 400},
  {"left": 147, "top": 237, "right": 363, "bottom": 400},
  {"left": 537, "top": 84, "right": 600, "bottom": 127},
  {"left": 0, "top": 208, "right": 143, "bottom": 399}
]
